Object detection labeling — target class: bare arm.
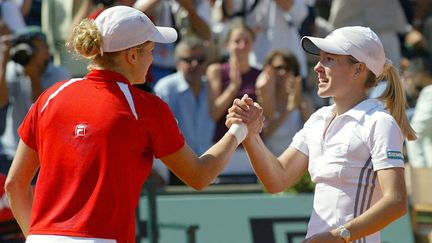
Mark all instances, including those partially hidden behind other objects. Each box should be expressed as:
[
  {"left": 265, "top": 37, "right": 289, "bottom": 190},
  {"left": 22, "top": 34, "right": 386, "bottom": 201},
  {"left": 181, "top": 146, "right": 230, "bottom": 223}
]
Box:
[
  {"left": 304, "top": 167, "right": 407, "bottom": 242},
  {"left": 244, "top": 137, "right": 309, "bottom": 193},
  {"left": 341, "top": 168, "right": 407, "bottom": 240},
  {"left": 5, "top": 140, "right": 40, "bottom": 237},
  {"left": 207, "top": 62, "right": 242, "bottom": 121},
  {"left": 177, "top": 0, "right": 211, "bottom": 40},
  {"left": 160, "top": 135, "right": 238, "bottom": 190},
  {"left": 227, "top": 96, "right": 309, "bottom": 193},
  {"left": 161, "top": 102, "right": 263, "bottom": 190}
]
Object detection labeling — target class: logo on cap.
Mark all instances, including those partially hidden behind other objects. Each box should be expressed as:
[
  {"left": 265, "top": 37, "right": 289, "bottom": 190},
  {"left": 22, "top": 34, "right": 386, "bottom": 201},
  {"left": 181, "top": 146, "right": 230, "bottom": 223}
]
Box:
[{"left": 75, "top": 124, "right": 87, "bottom": 137}]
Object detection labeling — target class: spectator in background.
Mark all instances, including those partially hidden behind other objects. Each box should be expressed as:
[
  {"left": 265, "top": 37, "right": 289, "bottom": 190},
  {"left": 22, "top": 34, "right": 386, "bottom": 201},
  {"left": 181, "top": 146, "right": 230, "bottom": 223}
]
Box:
[
  {"left": 207, "top": 19, "right": 260, "bottom": 182},
  {"left": 154, "top": 36, "right": 214, "bottom": 184},
  {"left": 406, "top": 56, "right": 432, "bottom": 168},
  {"left": 87, "top": 0, "right": 136, "bottom": 19},
  {"left": 22, "top": 0, "right": 42, "bottom": 26},
  {"left": 407, "top": 85, "right": 432, "bottom": 168},
  {"left": 219, "top": 0, "right": 308, "bottom": 79},
  {"left": 324, "top": 0, "right": 409, "bottom": 70},
  {"left": 0, "top": 0, "right": 26, "bottom": 63},
  {"left": 155, "top": 37, "right": 214, "bottom": 156},
  {"left": 0, "top": 0, "right": 26, "bottom": 34},
  {"left": 412, "top": 0, "right": 432, "bottom": 50},
  {"left": 134, "top": 0, "right": 212, "bottom": 84},
  {"left": 254, "top": 0, "right": 309, "bottom": 78},
  {"left": 0, "top": 26, "right": 71, "bottom": 175},
  {"left": 256, "top": 50, "right": 314, "bottom": 156},
  {"left": 207, "top": 19, "right": 259, "bottom": 142},
  {"left": 41, "top": 0, "right": 90, "bottom": 78}
]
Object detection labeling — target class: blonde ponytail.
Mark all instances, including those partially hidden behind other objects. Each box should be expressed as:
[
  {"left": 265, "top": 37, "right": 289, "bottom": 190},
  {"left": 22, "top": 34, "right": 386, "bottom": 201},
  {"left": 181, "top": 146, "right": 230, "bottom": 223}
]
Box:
[{"left": 378, "top": 60, "right": 417, "bottom": 140}]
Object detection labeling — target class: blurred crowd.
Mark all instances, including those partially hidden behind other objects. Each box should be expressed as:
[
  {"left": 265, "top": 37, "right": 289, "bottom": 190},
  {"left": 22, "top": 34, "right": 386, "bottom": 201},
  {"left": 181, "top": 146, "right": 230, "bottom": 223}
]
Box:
[{"left": 1, "top": 0, "right": 432, "bottom": 240}]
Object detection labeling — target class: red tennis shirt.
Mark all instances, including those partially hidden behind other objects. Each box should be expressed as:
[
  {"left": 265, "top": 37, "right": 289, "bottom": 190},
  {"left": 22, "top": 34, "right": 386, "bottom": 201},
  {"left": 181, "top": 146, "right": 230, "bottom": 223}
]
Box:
[{"left": 18, "top": 70, "right": 185, "bottom": 243}]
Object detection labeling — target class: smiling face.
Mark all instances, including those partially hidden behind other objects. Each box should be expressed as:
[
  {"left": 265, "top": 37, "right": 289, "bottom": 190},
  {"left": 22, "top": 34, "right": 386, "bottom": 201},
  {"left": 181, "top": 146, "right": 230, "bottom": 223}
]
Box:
[{"left": 313, "top": 52, "right": 361, "bottom": 99}]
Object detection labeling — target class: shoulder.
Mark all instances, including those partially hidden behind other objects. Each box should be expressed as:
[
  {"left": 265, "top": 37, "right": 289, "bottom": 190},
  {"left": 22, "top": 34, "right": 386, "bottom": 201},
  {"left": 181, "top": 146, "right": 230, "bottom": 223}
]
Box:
[
  {"left": 364, "top": 100, "right": 395, "bottom": 123},
  {"left": 361, "top": 100, "right": 403, "bottom": 138},
  {"left": 39, "top": 79, "right": 76, "bottom": 98}
]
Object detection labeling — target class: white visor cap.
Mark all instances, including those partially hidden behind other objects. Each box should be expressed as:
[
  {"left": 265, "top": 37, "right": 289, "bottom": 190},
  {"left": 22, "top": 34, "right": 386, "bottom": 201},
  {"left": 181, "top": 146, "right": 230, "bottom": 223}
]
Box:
[
  {"left": 94, "top": 6, "right": 178, "bottom": 53},
  {"left": 301, "top": 26, "right": 386, "bottom": 77}
]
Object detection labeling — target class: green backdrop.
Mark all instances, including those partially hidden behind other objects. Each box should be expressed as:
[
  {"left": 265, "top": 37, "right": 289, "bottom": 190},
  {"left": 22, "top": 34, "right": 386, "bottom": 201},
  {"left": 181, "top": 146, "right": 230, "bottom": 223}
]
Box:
[{"left": 137, "top": 193, "right": 414, "bottom": 243}]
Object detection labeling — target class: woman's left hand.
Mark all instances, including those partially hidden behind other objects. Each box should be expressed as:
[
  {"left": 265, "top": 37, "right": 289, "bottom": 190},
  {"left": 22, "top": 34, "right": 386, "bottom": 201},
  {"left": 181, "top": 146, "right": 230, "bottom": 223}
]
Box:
[{"left": 302, "top": 231, "right": 344, "bottom": 243}]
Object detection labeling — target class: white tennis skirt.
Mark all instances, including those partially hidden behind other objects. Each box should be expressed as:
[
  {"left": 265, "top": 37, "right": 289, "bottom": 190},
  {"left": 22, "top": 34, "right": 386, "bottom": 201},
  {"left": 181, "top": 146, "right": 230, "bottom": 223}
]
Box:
[{"left": 26, "top": 235, "right": 117, "bottom": 243}]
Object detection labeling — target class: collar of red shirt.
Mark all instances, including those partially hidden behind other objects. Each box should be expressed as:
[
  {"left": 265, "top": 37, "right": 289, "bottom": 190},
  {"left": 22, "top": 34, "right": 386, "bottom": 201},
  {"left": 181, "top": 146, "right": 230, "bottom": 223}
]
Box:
[{"left": 85, "top": 69, "right": 131, "bottom": 85}]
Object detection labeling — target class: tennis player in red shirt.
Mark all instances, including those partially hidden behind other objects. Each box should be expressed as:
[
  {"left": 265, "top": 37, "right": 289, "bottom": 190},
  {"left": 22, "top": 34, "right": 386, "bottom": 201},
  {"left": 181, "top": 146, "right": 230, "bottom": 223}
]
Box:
[{"left": 4, "top": 6, "right": 263, "bottom": 243}]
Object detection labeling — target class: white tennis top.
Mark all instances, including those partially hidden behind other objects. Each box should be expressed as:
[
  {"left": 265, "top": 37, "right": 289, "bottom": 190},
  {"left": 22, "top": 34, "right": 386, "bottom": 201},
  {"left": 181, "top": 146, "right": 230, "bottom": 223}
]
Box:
[{"left": 290, "top": 99, "right": 405, "bottom": 243}]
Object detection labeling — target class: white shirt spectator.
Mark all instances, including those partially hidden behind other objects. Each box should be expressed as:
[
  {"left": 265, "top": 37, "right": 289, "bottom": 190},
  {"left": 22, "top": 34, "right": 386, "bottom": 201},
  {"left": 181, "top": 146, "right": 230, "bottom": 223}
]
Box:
[{"left": 406, "top": 85, "right": 432, "bottom": 167}]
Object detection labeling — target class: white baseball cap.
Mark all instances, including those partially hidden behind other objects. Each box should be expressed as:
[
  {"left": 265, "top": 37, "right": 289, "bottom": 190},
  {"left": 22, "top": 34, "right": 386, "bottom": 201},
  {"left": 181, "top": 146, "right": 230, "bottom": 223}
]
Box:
[
  {"left": 301, "top": 26, "right": 385, "bottom": 77},
  {"left": 94, "top": 6, "right": 178, "bottom": 53}
]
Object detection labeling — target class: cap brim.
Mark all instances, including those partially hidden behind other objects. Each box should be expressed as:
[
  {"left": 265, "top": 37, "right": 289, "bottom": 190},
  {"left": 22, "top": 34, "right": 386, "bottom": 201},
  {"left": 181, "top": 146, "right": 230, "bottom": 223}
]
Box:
[
  {"left": 150, "top": 27, "right": 178, "bottom": 43},
  {"left": 301, "top": 36, "right": 348, "bottom": 56}
]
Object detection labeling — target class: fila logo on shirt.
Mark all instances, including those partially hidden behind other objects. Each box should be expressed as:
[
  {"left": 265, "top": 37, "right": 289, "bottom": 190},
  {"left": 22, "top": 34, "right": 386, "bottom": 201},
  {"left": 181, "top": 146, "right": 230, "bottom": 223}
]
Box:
[{"left": 75, "top": 124, "right": 87, "bottom": 137}]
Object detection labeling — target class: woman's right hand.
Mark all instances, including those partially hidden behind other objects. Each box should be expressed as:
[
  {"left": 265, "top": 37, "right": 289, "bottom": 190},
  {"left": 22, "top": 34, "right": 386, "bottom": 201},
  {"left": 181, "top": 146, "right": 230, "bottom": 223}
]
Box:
[{"left": 226, "top": 95, "right": 264, "bottom": 137}]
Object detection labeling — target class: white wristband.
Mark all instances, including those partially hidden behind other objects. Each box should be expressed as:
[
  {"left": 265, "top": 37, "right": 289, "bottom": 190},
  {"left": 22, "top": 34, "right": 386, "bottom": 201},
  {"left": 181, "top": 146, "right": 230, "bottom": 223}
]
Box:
[{"left": 227, "top": 123, "right": 248, "bottom": 145}]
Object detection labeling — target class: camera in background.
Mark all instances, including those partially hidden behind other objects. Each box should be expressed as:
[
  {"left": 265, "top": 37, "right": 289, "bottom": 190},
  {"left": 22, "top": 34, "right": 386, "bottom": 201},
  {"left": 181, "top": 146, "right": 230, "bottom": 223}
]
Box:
[{"left": 8, "top": 26, "right": 46, "bottom": 66}]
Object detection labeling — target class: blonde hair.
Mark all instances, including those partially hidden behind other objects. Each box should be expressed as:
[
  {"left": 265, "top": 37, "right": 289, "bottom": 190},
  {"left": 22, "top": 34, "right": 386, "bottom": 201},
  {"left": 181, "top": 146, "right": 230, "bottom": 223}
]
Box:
[
  {"left": 376, "top": 60, "right": 417, "bottom": 140},
  {"left": 67, "top": 18, "right": 120, "bottom": 70}
]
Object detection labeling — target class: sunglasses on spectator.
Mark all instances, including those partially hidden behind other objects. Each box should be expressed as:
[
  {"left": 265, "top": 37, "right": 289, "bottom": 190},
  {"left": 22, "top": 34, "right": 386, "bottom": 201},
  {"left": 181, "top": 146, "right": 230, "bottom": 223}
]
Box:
[{"left": 179, "top": 56, "right": 206, "bottom": 64}]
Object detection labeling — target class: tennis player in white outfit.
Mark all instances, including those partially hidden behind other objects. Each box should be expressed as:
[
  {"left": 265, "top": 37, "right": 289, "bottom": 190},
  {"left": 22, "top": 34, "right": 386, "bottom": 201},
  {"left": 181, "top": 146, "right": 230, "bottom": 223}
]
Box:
[{"left": 226, "top": 26, "right": 416, "bottom": 243}]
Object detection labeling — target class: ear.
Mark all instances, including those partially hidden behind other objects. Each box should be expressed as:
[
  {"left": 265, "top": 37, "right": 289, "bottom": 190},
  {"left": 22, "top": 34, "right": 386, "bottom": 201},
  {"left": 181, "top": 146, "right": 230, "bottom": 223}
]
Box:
[
  {"left": 126, "top": 49, "right": 138, "bottom": 65},
  {"left": 354, "top": 63, "right": 366, "bottom": 76}
]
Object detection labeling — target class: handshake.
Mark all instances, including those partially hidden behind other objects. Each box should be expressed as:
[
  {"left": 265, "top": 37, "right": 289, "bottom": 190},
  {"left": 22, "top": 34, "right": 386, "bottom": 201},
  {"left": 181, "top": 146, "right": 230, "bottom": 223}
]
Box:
[{"left": 226, "top": 94, "right": 265, "bottom": 144}]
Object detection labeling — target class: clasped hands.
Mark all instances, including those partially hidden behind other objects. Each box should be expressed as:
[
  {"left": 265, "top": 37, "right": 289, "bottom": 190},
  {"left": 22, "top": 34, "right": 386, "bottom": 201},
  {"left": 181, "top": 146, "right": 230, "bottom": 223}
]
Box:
[{"left": 225, "top": 94, "right": 265, "bottom": 139}]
